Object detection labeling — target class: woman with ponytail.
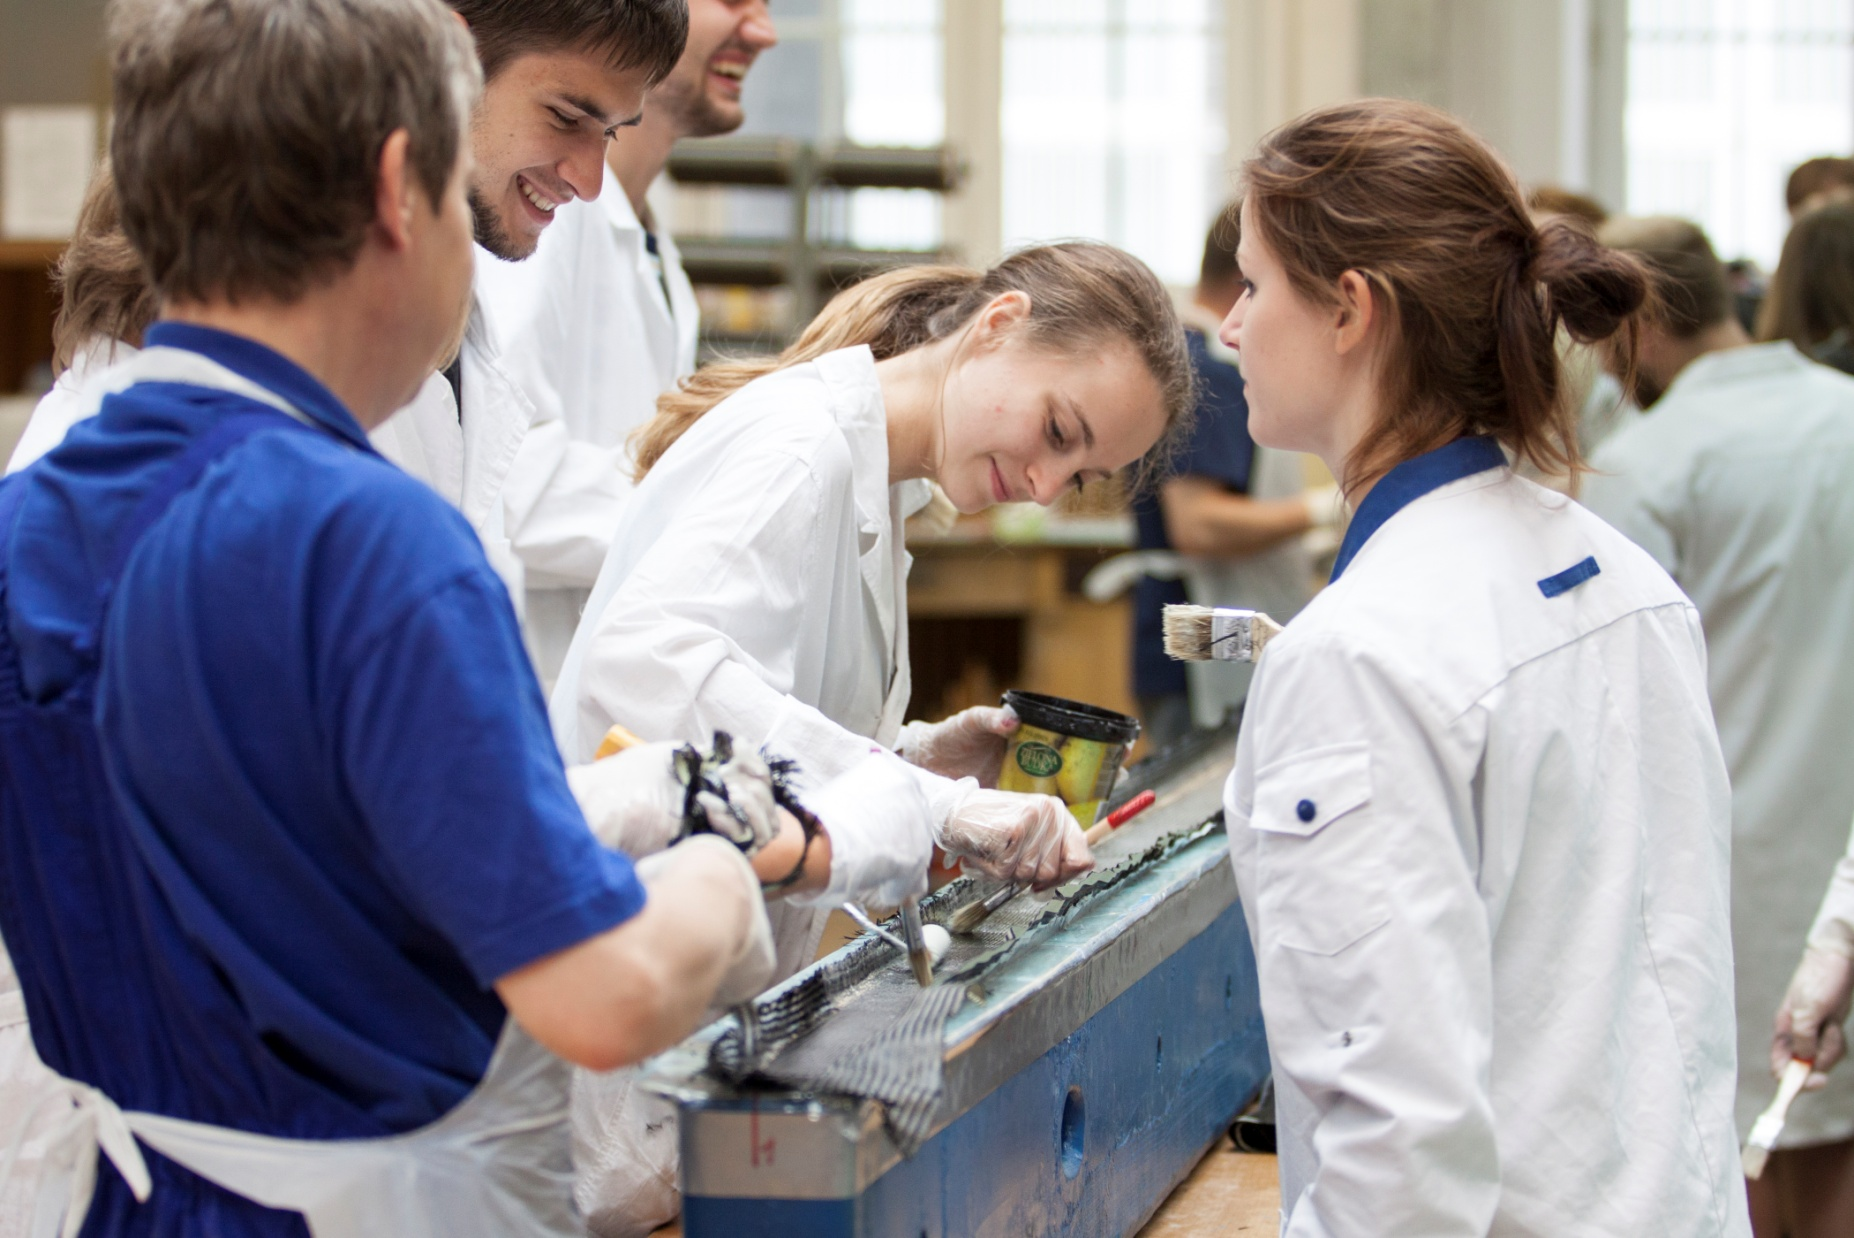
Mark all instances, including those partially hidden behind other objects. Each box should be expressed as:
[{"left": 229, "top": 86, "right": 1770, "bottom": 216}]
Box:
[
  {"left": 1220, "top": 100, "right": 1750, "bottom": 1235},
  {"left": 552, "top": 241, "right": 1193, "bottom": 965}
]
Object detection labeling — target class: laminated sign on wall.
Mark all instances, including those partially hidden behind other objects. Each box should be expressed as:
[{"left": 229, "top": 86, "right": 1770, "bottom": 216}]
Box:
[{"left": 3, "top": 106, "right": 98, "bottom": 241}]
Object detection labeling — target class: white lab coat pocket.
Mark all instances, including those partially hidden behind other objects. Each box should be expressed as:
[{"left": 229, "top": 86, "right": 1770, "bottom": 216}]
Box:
[{"left": 1251, "top": 743, "right": 1389, "bottom": 958}]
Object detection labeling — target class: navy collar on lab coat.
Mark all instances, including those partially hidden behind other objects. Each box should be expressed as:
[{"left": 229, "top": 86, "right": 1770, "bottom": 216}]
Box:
[
  {"left": 142, "top": 322, "right": 379, "bottom": 455},
  {"left": 1330, "top": 435, "right": 1507, "bottom": 582}
]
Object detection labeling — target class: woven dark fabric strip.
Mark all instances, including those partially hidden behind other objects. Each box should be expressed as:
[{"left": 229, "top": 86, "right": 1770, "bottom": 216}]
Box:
[{"left": 757, "top": 982, "right": 968, "bottom": 1156}]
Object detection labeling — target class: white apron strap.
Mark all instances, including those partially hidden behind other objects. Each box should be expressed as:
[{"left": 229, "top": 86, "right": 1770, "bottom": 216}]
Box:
[
  {"left": 1, "top": 1075, "right": 153, "bottom": 1238},
  {"left": 2, "top": 1020, "right": 578, "bottom": 1238}
]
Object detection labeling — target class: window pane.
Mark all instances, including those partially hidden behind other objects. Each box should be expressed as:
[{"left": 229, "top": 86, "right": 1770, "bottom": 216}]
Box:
[
  {"left": 1003, "top": 0, "right": 1225, "bottom": 283},
  {"left": 1626, "top": 0, "right": 1854, "bottom": 267}
]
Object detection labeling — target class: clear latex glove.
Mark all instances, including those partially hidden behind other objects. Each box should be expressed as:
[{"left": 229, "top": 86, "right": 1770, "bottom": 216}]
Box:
[
  {"left": 791, "top": 752, "right": 935, "bottom": 909},
  {"left": 635, "top": 836, "right": 776, "bottom": 1008},
  {"left": 565, "top": 742, "right": 686, "bottom": 858},
  {"left": 936, "top": 786, "right": 1094, "bottom": 891},
  {"left": 1774, "top": 945, "right": 1854, "bottom": 1089},
  {"left": 896, "top": 705, "right": 1020, "bottom": 787},
  {"left": 1303, "top": 483, "right": 1346, "bottom": 533}
]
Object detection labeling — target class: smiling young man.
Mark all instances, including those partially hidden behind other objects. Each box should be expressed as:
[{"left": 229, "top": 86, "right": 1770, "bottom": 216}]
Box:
[
  {"left": 476, "top": 0, "right": 778, "bottom": 687},
  {"left": 369, "top": 0, "right": 686, "bottom": 663}
]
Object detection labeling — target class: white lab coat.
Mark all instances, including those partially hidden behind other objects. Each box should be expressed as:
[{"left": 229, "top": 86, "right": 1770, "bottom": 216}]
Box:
[
  {"left": 1226, "top": 464, "right": 1748, "bottom": 1236},
  {"left": 6, "top": 338, "right": 141, "bottom": 475},
  {"left": 552, "top": 345, "right": 944, "bottom": 939},
  {"left": 548, "top": 345, "right": 945, "bottom": 1236},
  {"left": 1583, "top": 341, "right": 1854, "bottom": 1149},
  {"left": 475, "top": 168, "right": 699, "bottom": 687},
  {"left": 376, "top": 246, "right": 635, "bottom": 669}
]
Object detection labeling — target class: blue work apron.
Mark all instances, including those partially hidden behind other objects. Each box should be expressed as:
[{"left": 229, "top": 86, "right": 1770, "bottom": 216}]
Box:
[{"left": 0, "top": 408, "right": 331, "bottom": 1237}]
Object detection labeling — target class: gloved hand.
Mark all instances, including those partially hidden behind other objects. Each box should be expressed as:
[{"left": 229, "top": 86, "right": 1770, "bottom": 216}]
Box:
[
  {"left": 635, "top": 836, "right": 776, "bottom": 1008},
  {"left": 936, "top": 786, "right": 1094, "bottom": 891},
  {"left": 791, "top": 753, "right": 935, "bottom": 909},
  {"left": 566, "top": 742, "right": 687, "bottom": 858},
  {"left": 1774, "top": 944, "right": 1854, "bottom": 1089},
  {"left": 687, "top": 741, "right": 782, "bottom": 856},
  {"left": 568, "top": 739, "right": 782, "bottom": 858},
  {"left": 896, "top": 705, "right": 1019, "bottom": 786}
]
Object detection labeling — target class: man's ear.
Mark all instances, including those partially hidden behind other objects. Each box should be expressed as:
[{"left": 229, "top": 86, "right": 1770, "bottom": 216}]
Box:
[
  {"left": 1333, "top": 269, "right": 1376, "bottom": 357},
  {"left": 374, "top": 128, "right": 416, "bottom": 252}
]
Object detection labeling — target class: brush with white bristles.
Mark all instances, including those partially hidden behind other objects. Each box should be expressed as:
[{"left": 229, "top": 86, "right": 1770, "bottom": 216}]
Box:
[
  {"left": 1743, "top": 1058, "right": 1814, "bottom": 1179},
  {"left": 1162, "top": 605, "right": 1285, "bottom": 663}
]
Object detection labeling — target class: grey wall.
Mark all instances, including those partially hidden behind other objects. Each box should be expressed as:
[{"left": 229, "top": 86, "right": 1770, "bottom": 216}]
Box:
[
  {"left": 1, "top": 0, "right": 109, "bottom": 108},
  {"left": 1360, "top": 0, "right": 1626, "bottom": 212}
]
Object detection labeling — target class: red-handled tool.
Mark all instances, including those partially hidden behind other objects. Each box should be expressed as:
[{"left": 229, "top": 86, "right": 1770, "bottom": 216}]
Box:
[{"left": 1084, "top": 788, "right": 1157, "bottom": 847}]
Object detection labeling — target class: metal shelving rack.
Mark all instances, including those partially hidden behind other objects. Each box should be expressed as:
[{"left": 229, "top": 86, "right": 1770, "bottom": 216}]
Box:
[{"left": 665, "top": 138, "right": 964, "bottom": 354}]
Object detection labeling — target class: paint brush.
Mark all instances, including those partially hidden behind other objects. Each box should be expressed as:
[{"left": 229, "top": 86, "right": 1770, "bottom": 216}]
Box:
[
  {"left": 593, "top": 724, "right": 647, "bottom": 759},
  {"left": 1744, "top": 1058, "right": 1814, "bottom": 1179},
  {"left": 1161, "top": 605, "right": 1284, "bottom": 663},
  {"left": 951, "top": 790, "right": 1159, "bottom": 935},
  {"left": 899, "top": 895, "right": 935, "bottom": 987},
  {"left": 843, "top": 902, "right": 949, "bottom": 968},
  {"left": 949, "top": 880, "right": 1021, "bottom": 936},
  {"left": 1083, "top": 788, "right": 1157, "bottom": 847}
]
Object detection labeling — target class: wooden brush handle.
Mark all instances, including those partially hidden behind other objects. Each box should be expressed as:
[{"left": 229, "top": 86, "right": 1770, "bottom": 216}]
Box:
[
  {"left": 593, "top": 724, "right": 647, "bottom": 760},
  {"left": 1084, "top": 789, "right": 1157, "bottom": 846}
]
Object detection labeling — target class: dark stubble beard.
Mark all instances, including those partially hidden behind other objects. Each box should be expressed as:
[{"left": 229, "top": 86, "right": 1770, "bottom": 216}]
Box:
[
  {"left": 657, "top": 47, "right": 752, "bottom": 139},
  {"left": 469, "top": 185, "right": 534, "bottom": 262}
]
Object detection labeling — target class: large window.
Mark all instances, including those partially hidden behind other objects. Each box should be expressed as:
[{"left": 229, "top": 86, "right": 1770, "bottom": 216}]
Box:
[
  {"left": 1626, "top": 0, "right": 1854, "bottom": 267},
  {"left": 718, "top": 0, "right": 943, "bottom": 251},
  {"left": 1001, "top": 0, "right": 1227, "bottom": 285}
]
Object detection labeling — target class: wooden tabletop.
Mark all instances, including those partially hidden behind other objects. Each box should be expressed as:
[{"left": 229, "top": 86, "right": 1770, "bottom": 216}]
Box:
[{"left": 648, "top": 1146, "right": 1278, "bottom": 1236}]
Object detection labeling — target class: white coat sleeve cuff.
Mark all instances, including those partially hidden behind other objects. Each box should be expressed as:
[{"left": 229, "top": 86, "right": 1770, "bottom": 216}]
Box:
[
  {"left": 908, "top": 765, "right": 974, "bottom": 839},
  {"left": 788, "top": 751, "right": 935, "bottom": 909}
]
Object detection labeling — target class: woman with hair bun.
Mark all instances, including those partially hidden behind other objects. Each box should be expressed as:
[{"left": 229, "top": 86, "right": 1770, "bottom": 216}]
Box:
[{"left": 1221, "top": 100, "right": 1749, "bottom": 1235}]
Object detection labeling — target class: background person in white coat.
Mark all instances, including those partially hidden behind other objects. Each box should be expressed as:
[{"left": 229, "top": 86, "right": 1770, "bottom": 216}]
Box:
[
  {"left": 555, "top": 243, "right": 1194, "bottom": 946},
  {"left": 478, "top": 0, "right": 778, "bottom": 685},
  {"left": 550, "top": 242, "right": 1194, "bottom": 1232},
  {"left": 1222, "top": 99, "right": 1748, "bottom": 1236},
  {"left": 1583, "top": 215, "right": 1854, "bottom": 1238},
  {"left": 370, "top": 0, "right": 684, "bottom": 653},
  {"left": 9, "top": 0, "right": 688, "bottom": 647},
  {"left": 5, "top": 167, "right": 157, "bottom": 476}
]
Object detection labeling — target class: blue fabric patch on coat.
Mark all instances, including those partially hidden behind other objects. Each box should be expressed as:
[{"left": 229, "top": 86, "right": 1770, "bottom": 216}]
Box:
[{"left": 1537, "top": 556, "right": 1601, "bottom": 599}]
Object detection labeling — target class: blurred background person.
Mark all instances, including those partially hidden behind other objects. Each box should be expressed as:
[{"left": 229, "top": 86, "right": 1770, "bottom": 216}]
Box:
[
  {"left": 1788, "top": 156, "right": 1854, "bottom": 221},
  {"left": 1757, "top": 201, "right": 1854, "bottom": 376},
  {"left": 5, "top": 166, "right": 157, "bottom": 474},
  {"left": 1124, "top": 207, "right": 1332, "bottom": 750},
  {"left": 1523, "top": 184, "right": 1638, "bottom": 478},
  {"left": 1583, "top": 215, "right": 1854, "bottom": 1238}
]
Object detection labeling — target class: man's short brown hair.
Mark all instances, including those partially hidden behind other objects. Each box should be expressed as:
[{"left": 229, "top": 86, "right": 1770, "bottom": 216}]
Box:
[
  {"left": 108, "top": 0, "right": 481, "bottom": 306},
  {"left": 447, "top": 0, "right": 687, "bottom": 85},
  {"left": 1598, "top": 215, "right": 1730, "bottom": 339}
]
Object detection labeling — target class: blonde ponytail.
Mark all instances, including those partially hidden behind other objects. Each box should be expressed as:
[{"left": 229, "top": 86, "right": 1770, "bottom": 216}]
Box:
[
  {"left": 630, "top": 242, "right": 1196, "bottom": 481},
  {"left": 631, "top": 265, "right": 982, "bottom": 478}
]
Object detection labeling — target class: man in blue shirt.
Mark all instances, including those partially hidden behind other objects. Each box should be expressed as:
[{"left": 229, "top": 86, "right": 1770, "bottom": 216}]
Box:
[
  {"left": 1131, "top": 210, "right": 1334, "bottom": 747},
  {"left": 0, "top": 1, "right": 777, "bottom": 1234}
]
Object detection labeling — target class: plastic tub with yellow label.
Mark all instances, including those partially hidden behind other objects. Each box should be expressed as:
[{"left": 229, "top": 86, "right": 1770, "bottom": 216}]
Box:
[{"left": 996, "top": 690, "right": 1141, "bottom": 829}]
